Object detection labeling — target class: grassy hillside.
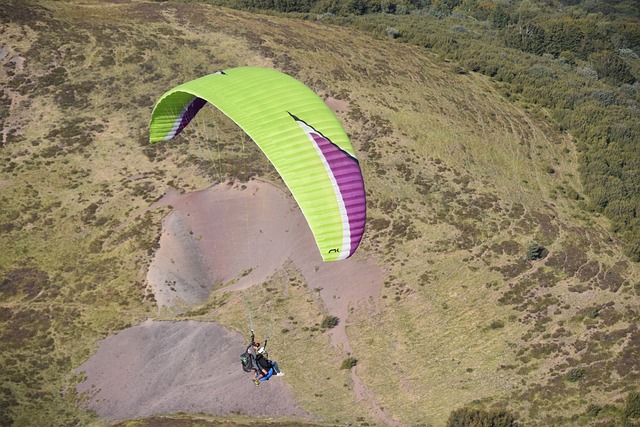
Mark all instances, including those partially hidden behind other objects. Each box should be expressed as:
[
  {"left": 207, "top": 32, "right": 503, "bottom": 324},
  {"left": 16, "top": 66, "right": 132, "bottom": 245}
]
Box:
[
  {"left": 1, "top": 1, "right": 639, "bottom": 426},
  {"left": 191, "top": 0, "right": 640, "bottom": 262}
]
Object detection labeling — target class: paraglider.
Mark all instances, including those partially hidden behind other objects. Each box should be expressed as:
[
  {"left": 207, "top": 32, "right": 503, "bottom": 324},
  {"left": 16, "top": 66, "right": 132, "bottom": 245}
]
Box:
[
  {"left": 149, "top": 67, "right": 366, "bottom": 261},
  {"left": 253, "top": 346, "right": 283, "bottom": 386},
  {"left": 241, "top": 330, "right": 260, "bottom": 374},
  {"left": 241, "top": 329, "right": 283, "bottom": 386}
]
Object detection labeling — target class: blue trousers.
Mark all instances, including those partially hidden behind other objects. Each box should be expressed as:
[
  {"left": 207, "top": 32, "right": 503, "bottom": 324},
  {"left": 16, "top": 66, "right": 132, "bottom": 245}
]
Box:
[{"left": 259, "top": 368, "right": 274, "bottom": 381}]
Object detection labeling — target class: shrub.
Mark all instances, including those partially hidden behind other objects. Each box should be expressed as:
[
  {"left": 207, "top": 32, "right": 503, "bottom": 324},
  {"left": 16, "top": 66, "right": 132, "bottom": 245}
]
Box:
[
  {"left": 447, "top": 407, "right": 517, "bottom": 427},
  {"left": 386, "top": 27, "right": 401, "bottom": 38},
  {"left": 589, "top": 51, "right": 636, "bottom": 85},
  {"left": 340, "top": 356, "right": 358, "bottom": 369},
  {"left": 566, "top": 368, "right": 586, "bottom": 382},
  {"left": 321, "top": 315, "right": 340, "bottom": 329},
  {"left": 585, "top": 404, "right": 601, "bottom": 417},
  {"left": 624, "top": 392, "right": 640, "bottom": 419},
  {"left": 490, "top": 6, "right": 509, "bottom": 29},
  {"left": 623, "top": 235, "right": 640, "bottom": 263},
  {"left": 490, "top": 320, "right": 505, "bottom": 329},
  {"left": 525, "top": 242, "right": 545, "bottom": 260}
]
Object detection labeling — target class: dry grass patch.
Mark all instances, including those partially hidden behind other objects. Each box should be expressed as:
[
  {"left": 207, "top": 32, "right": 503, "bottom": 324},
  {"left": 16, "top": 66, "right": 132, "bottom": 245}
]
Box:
[{"left": 193, "top": 266, "right": 375, "bottom": 425}]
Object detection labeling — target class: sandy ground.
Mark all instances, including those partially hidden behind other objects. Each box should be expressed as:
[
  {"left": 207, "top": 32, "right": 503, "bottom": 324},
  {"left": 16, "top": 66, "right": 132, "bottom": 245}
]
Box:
[
  {"left": 77, "top": 179, "right": 392, "bottom": 423},
  {"left": 147, "top": 180, "right": 384, "bottom": 353},
  {"left": 76, "top": 319, "right": 309, "bottom": 421}
]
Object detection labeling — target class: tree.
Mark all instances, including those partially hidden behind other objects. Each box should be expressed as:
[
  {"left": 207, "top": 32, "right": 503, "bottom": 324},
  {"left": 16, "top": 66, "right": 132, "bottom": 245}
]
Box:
[
  {"left": 490, "top": 5, "right": 509, "bottom": 29},
  {"left": 589, "top": 51, "right": 637, "bottom": 85},
  {"left": 545, "top": 16, "right": 584, "bottom": 56},
  {"left": 505, "top": 22, "right": 546, "bottom": 55}
]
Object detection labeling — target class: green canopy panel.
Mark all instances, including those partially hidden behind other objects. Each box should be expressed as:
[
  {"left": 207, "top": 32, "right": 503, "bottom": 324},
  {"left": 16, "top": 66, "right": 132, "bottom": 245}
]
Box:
[{"left": 149, "top": 67, "right": 366, "bottom": 261}]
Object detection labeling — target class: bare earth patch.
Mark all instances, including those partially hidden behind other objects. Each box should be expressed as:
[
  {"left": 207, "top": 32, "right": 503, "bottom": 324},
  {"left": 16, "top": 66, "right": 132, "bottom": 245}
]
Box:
[
  {"left": 76, "top": 319, "right": 310, "bottom": 421},
  {"left": 147, "top": 179, "right": 384, "bottom": 353},
  {"left": 325, "top": 97, "right": 350, "bottom": 113},
  {"left": 79, "top": 179, "right": 390, "bottom": 423}
]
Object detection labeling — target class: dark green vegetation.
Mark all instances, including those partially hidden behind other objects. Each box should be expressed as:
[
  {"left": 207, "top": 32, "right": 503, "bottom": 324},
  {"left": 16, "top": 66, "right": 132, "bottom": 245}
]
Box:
[
  {"left": 320, "top": 315, "right": 340, "bottom": 329},
  {"left": 340, "top": 356, "right": 358, "bottom": 369},
  {"left": 1, "top": 0, "right": 640, "bottom": 426},
  {"left": 447, "top": 407, "right": 517, "bottom": 427},
  {"left": 185, "top": 0, "right": 640, "bottom": 262},
  {"left": 446, "top": 394, "right": 640, "bottom": 426}
]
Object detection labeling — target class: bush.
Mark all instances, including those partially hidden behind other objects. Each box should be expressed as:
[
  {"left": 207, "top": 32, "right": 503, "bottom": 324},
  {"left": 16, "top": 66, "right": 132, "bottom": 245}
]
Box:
[
  {"left": 589, "top": 51, "right": 637, "bottom": 85},
  {"left": 625, "top": 392, "right": 640, "bottom": 419},
  {"left": 585, "top": 404, "right": 601, "bottom": 417},
  {"left": 566, "top": 368, "right": 586, "bottom": 382},
  {"left": 490, "top": 320, "right": 505, "bottom": 329},
  {"left": 386, "top": 27, "right": 401, "bottom": 38},
  {"left": 321, "top": 315, "right": 340, "bottom": 329},
  {"left": 525, "top": 242, "right": 545, "bottom": 260},
  {"left": 340, "top": 356, "right": 358, "bottom": 369},
  {"left": 447, "top": 407, "right": 517, "bottom": 427}
]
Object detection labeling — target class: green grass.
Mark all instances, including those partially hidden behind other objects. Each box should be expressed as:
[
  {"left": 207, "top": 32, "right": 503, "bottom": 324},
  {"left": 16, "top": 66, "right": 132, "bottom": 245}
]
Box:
[
  {"left": 190, "top": 268, "right": 374, "bottom": 424},
  {"left": 1, "top": 1, "right": 639, "bottom": 426}
]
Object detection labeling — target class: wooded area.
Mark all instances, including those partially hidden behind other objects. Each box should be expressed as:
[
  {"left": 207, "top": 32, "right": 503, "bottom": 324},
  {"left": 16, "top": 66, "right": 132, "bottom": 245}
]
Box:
[{"left": 186, "top": 0, "right": 640, "bottom": 261}]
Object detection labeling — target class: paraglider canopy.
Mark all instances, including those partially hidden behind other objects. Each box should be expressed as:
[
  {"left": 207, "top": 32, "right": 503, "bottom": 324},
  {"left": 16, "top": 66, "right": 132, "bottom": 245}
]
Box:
[{"left": 149, "top": 67, "right": 366, "bottom": 261}]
